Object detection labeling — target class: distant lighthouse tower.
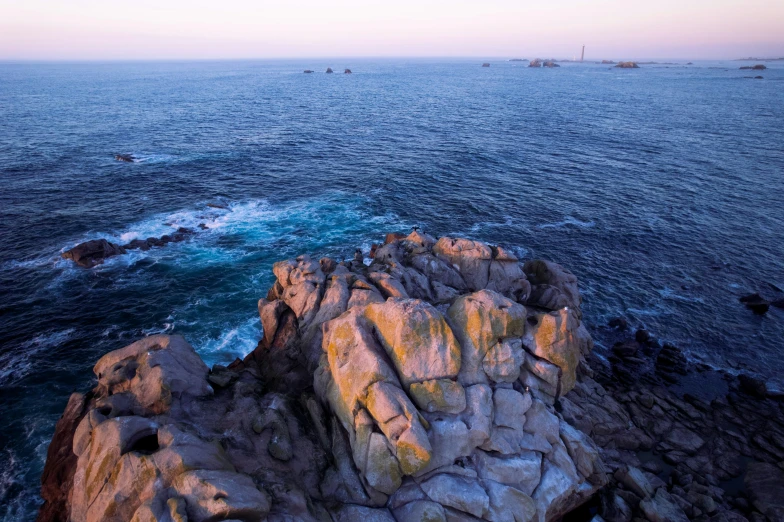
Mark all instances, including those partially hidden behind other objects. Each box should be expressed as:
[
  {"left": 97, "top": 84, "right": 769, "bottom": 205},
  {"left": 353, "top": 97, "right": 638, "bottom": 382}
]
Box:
[{"left": 581, "top": 45, "right": 585, "bottom": 62}]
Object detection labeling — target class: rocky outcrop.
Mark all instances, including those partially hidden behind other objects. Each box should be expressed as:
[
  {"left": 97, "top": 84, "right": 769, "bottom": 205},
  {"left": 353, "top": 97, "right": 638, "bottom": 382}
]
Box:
[
  {"left": 326, "top": 68, "right": 334, "bottom": 74},
  {"left": 62, "top": 228, "right": 197, "bottom": 267},
  {"left": 41, "top": 231, "right": 605, "bottom": 522},
  {"left": 529, "top": 59, "right": 543, "bottom": 68},
  {"left": 543, "top": 61, "right": 559, "bottom": 68},
  {"left": 562, "top": 317, "right": 784, "bottom": 522},
  {"left": 739, "top": 65, "right": 767, "bottom": 70},
  {"left": 739, "top": 293, "right": 770, "bottom": 315},
  {"left": 61, "top": 239, "right": 127, "bottom": 267},
  {"left": 615, "top": 62, "right": 640, "bottom": 68},
  {"left": 114, "top": 154, "right": 136, "bottom": 162}
]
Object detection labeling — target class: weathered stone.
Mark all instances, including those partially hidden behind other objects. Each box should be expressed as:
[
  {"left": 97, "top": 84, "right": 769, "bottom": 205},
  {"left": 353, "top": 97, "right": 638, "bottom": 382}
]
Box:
[
  {"left": 93, "top": 334, "right": 212, "bottom": 415},
  {"left": 484, "top": 480, "right": 537, "bottom": 522},
  {"left": 61, "top": 239, "right": 127, "bottom": 267},
  {"left": 448, "top": 290, "right": 526, "bottom": 386},
  {"left": 614, "top": 466, "right": 654, "bottom": 499},
  {"left": 523, "top": 260, "right": 581, "bottom": 317},
  {"left": 483, "top": 338, "right": 526, "bottom": 383},
  {"left": 421, "top": 474, "right": 490, "bottom": 518},
  {"left": 493, "top": 388, "right": 531, "bottom": 432},
  {"left": 365, "top": 298, "right": 462, "bottom": 387},
  {"left": 665, "top": 428, "right": 705, "bottom": 454},
  {"left": 523, "top": 309, "right": 587, "bottom": 395},
  {"left": 393, "top": 500, "right": 448, "bottom": 522},
  {"left": 332, "top": 505, "right": 397, "bottom": 522},
  {"left": 410, "top": 379, "right": 467, "bottom": 414},
  {"left": 476, "top": 451, "right": 542, "bottom": 496},
  {"left": 639, "top": 488, "right": 689, "bottom": 522}
]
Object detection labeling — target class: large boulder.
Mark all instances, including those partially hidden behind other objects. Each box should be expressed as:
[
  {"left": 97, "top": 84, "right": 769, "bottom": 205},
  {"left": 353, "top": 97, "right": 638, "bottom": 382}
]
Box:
[{"left": 61, "top": 239, "right": 126, "bottom": 267}]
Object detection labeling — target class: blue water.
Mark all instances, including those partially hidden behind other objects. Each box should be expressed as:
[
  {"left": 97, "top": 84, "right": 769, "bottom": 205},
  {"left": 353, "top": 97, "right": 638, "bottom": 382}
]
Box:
[{"left": 1, "top": 58, "right": 783, "bottom": 518}]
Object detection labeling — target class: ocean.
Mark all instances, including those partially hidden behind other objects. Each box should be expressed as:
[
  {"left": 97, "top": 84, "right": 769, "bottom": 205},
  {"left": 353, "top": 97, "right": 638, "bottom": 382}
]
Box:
[{"left": 0, "top": 58, "right": 782, "bottom": 518}]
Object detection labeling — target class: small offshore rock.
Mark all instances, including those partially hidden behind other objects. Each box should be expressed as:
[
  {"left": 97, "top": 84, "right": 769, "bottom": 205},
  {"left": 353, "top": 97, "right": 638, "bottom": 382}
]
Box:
[
  {"left": 61, "top": 239, "right": 126, "bottom": 267},
  {"left": 609, "top": 317, "right": 628, "bottom": 330},
  {"left": 615, "top": 62, "right": 640, "bottom": 68},
  {"left": 304, "top": 69, "right": 314, "bottom": 73},
  {"left": 344, "top": 69, "right": 352, "bottom": 74},
  {"left": 529, "top": 59, "right": 543, "bottom": 67},
  {"left": 482, "top": 63, "right": 490, "bottom": 67},
  {"left": 635, "top": 329, "right": 651, "bottom": 343},
  {"left": 114, "top": 153, "right": 135, "bottom": 162},
  {"left": 326, "top": 67, "right": 334, "bottom": 73},
  {"left": 739, "top": 293, "right": 770, "bottom": 314},
  {"left": 543, "top": 60, "right": 560, "bottom": 68},
  {"left": 738, "top": 374, "right": 767, "bottom": 398}
]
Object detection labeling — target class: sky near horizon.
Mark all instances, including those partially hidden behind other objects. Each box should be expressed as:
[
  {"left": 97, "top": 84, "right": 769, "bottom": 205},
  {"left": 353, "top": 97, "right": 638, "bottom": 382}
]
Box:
[{"left": 0, "top": 0, "right": 782, "bottom": 61}]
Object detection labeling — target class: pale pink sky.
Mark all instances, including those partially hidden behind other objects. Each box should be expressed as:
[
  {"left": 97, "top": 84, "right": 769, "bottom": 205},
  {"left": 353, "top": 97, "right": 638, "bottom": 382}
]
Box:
[{"left": 1, "top": 0, "right": 782, "bottom": 60}]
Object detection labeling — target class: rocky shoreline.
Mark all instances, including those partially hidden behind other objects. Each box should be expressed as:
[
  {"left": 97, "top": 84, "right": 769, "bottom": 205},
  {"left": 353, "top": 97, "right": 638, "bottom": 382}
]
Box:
[{"left": 41, "top": 231, "right": 783, "bottom": 522}]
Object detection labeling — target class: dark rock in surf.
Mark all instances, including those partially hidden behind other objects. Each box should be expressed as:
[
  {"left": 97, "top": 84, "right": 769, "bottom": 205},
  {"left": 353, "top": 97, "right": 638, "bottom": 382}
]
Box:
[
  {"left": 739, "top": 293, "right": 770, "bottom": 315},
  {"left": 739, "top": 64, "right": 766, "bottom": 70},
  {"left": 344, "top": 69, "right": 352, "bottom": 74},
  {"left": 635, "top": 329, "right": 651, "bottom": 343},
  {"left": 304, "top": 70, "right": 314, "bottom": 73},
  {"left": 608, "top": 317, "right": 628, "bottom": 330},
  {"left": 543, "top": 60, "right": 560, "bottom": 68},
  {"left": 615, "top": 62, "right": 640, "bottom": 68},
  {"left": 529, "top": 59, "right": 543, "bottom": 67},
  {"left": 198, "top": 223, "right": 209, "bottom": 230},
  {"left": 326, "top": 67, "right": 333, "bottom": 74},
  {"left": 123, "top": 239, "right": 151, "bottom": 251},
  {"left": 738, "top": 374, "right": 767, "bottom": 398},
  {"left": 482, "top": 63, "right": 490, "bottom": 67},
  {"left": 61, "top": 239, "right": 127, "bottom": 267},
  {"left": 114, "top": 154, "right": 135, "bottom": 163}
]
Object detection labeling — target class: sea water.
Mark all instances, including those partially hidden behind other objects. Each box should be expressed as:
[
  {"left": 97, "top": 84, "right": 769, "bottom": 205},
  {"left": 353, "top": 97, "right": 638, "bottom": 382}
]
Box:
[{"left": 1, "top": 58, "right": 783, "bottom": 518}]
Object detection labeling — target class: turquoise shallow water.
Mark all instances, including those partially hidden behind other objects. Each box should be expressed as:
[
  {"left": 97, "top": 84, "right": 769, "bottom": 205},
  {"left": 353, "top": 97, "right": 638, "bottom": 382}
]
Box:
[{"left": 1, "top": 58, "right": 783, "bottom": 518}]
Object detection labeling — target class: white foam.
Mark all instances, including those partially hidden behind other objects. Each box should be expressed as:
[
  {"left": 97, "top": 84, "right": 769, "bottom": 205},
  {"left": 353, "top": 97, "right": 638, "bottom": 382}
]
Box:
[
  {"left": 536, "top": 216, "right": 596, "bottom": 230},
  {"left": 196, "top": 316, "right": 262, "bottom": 365},
  {"left": 0, "top": 328, "right": 75, "bottom": 386}
]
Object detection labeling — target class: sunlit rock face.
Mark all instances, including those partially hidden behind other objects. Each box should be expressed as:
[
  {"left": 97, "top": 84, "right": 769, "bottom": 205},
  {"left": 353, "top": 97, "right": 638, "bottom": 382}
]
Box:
[{"left": 39, "top": 231, "right": 605, "bottom": 522}]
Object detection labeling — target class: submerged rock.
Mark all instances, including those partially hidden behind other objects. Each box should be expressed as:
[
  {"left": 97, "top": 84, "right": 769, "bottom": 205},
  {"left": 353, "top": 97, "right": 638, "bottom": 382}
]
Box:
[
  {"left": 739, "top": 292, "right": 770, "bottom": 314},
  {"left": 42, "top": 231, "right": 608, "bottom": 521},
  {"left": 114, "top": 153, "right": 135, "bottom": 162}
]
